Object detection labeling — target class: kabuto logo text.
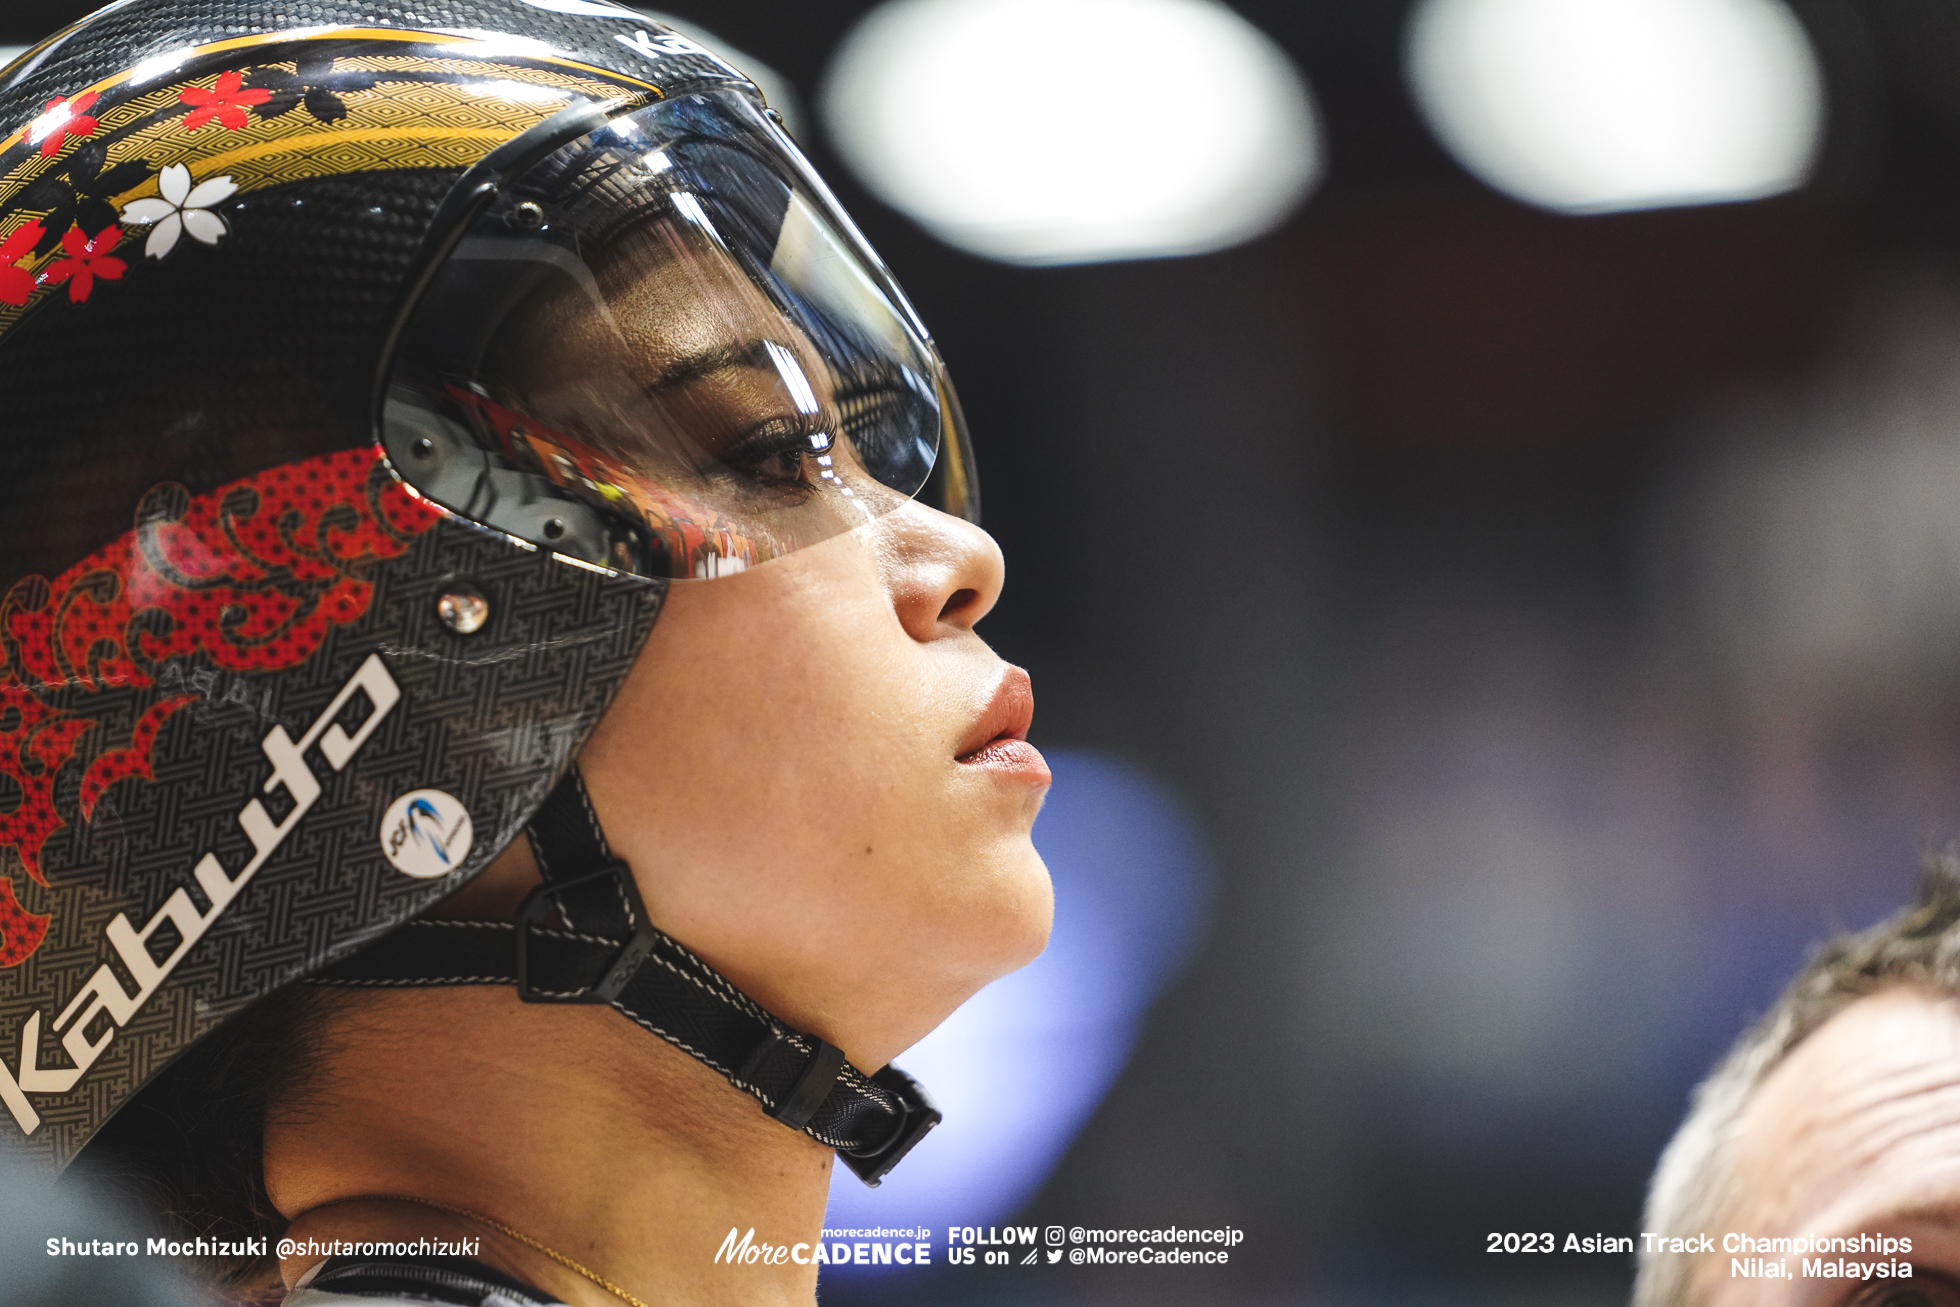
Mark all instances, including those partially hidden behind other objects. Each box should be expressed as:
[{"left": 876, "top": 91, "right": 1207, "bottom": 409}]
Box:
[{"left": 0, "top": 654, "right": 403, "bottom": 1134}]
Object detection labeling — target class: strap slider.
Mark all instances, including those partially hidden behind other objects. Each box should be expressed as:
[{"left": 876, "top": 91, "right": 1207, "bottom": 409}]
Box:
[
  {"left": 758, "top": 1036, "right": 847, "bottom": 1131},
  {"left": 515, "top": 861, "right": 657, "bottom": 1005},
  {"left": 839, "top": 1066, "right": 942, "bottom": 1188}
]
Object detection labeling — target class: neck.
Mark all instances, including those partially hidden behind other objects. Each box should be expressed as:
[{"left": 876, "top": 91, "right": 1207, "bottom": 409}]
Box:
[{"left": 267, "top": 987, "right": 834, "bottom": 1307}]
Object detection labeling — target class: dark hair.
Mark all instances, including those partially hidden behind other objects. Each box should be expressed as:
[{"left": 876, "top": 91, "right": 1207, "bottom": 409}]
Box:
[{"left": 70, "top": 985, "right": 344, "bottom": 1304}]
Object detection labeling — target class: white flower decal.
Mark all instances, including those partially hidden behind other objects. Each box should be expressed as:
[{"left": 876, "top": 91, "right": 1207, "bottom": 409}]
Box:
[{"left": 120, "top": 163, "right": 238, "bottom": 259}]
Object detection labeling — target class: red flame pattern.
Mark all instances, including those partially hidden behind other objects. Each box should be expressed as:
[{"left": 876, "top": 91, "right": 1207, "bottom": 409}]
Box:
[{"left": 0, "top": 448, "right": 442, "bottom": 966}]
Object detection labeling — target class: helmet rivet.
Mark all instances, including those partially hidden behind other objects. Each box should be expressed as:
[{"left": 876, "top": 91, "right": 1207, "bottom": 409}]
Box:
[
  {"left": 542, "top": 518, "right": 566, "bottom": 541},
  {"left": 508, "top": 201, "right": 545, "bottom": 232},
  {"left": 410, "top": 437, "right": 435, "bottom": 460},
  {"left": 436, "top": 587, "right": 489, "bottom": 635}
]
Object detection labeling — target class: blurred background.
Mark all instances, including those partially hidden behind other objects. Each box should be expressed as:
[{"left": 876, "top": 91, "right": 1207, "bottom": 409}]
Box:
[{"left": 14, "top": 0, "right": 1960, "bottom": 1302}]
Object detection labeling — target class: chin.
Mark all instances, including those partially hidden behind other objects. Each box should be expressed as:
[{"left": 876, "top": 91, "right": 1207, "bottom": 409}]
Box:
[
  {"left": 867, "top": 845, "right": 1051, "bottom": 1068},
  {"left": 974, "top": 837, "right": 1056, "bottom": 982}
]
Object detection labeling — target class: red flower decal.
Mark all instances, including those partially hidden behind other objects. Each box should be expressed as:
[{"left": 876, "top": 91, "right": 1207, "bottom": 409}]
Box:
[
  {"left": 177, "top": 70, "right": 272, "bottom": 132},
  {"left": 32, "top": 92, "right": 99, "bottom": 158},
  {"left": 41, "top": 225, "right": 125, "bottom": 303},
  {"left": 0, "top": 221, "right": 46, "bottom": 307}
]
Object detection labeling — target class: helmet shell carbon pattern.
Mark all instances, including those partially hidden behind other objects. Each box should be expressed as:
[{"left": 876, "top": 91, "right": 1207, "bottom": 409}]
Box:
[{"left": 0, "top": 0, "right": 752, "bottom": 1166}]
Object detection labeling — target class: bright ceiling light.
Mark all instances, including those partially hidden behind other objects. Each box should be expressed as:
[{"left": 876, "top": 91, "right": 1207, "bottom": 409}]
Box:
[
  {"left": 820, "top": 0, "right": 1323, "bottom": 266},
  {"left": 1406, "top": 0, "right": 1825, "bottom": 214}
]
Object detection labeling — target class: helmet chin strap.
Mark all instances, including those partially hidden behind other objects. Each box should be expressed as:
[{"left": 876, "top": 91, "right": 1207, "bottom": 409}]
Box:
[{"left": 315, "top": 767, "right": 940, "bottom": 1186}]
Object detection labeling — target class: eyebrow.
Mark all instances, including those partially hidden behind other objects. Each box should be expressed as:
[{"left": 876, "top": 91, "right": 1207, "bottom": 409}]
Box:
[{"left": 643, "top": 339, "right": 775, "bottom": 395}]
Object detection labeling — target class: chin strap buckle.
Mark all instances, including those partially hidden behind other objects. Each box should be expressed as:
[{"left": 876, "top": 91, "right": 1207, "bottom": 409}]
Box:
[
  {"left": 515, "top": 861, "right": 658, "bottom": 1005},
  {"left": 838, "top": 1066, "right": 942, "bottom": 1188},
  {"left": 326, "top": 766, "right": 943, "bottom": 1184}
]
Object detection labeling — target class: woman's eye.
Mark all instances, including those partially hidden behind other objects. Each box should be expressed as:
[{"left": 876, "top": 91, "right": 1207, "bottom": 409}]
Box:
[{"left": 717, "top": 422, "right": 829, "bottom": 489}]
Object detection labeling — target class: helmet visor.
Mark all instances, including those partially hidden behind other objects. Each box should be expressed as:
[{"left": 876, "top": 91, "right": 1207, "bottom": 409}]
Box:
[{"left": 382, "top": 89, "right": 976, "bottom": 580}]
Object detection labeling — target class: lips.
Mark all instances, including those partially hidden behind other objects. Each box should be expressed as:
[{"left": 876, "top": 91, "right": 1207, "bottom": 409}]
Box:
[{"left": 957, "top": 667, "right": 1049, "bottom": 785}]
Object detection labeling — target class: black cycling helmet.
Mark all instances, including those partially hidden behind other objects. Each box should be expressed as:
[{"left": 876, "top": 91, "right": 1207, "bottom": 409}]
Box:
[{"left": 0, "top": 0, "right": 973, "bottom": 1182}]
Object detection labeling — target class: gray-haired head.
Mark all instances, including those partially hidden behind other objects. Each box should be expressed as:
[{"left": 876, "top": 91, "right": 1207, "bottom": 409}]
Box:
[{"left": 1635, "top": 856, "right": 1960, "bottom": 1306}]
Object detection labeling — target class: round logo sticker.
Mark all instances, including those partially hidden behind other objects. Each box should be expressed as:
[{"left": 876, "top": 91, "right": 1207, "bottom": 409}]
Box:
[{"left": 380, "top": 789, "right": 475, "bottom": 879}]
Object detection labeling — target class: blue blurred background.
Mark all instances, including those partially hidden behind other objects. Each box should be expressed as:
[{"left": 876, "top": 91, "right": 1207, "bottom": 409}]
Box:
[{"left": 16, "top": 0, "right": 1960, "bottom": 1301}]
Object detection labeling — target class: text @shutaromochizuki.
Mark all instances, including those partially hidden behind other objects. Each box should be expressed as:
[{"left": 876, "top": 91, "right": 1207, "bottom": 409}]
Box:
[{"left": 0, "top": 655, "right": 403, "bottom": 1135}]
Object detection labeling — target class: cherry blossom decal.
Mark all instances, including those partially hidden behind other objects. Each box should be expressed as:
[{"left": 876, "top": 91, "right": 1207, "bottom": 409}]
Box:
[
  {"left": 17, "top": 142, "right": 152, "bottom": 257},
  {"left": 28, "top": 93, "right": 99, "bottom": 158},
  {"left": 41, "top": 226, "right": 124, "bottom": 303},
  {"left": 0, "top": 221, "right": 44, "bottom": 307},
  {"left": 0, "top": 43, "right": 624, "bottom": 321},
  {"left": 177, "top": 70, "right": 272, "bottom": 132},
  {"left": 245, "top": 51, "right": 379, "bottom": 125},
  {"left": 121, "top": 164, "right": 237, "bottom": 258}
]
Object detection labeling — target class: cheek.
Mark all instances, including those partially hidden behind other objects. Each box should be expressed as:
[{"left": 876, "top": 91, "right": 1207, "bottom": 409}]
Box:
[
  {"left": 582, "top": 555, "right": 939, "bottom": 913},
  {"left": 628, "top": 591, "right": 920, "bottom": 819},
  {"left": 577, "top": 544, "right": 1052, "bottom": 1029}
]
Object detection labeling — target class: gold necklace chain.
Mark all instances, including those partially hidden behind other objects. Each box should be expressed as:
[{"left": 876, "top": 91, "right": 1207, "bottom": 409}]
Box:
[{"left": 341, "top": 1193, "right": 650, "bottom": 1307}]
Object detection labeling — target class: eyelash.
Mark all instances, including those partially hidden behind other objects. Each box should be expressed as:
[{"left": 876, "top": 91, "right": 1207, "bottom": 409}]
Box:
[{"left": 714, "top": 416, "right": 835, "bottom": 495}]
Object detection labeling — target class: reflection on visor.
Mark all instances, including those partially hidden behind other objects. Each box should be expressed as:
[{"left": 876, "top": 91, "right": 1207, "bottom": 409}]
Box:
[{"left": 382, "top": 89, "right": 975, "bottom": 580}]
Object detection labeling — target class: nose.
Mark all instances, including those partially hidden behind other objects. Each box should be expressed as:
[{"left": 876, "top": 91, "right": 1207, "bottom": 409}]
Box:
[{"left": 875, "top": 500, "right": 1005, "bottom": 642}]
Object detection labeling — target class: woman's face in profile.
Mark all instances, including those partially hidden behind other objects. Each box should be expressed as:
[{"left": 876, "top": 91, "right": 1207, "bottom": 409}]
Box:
[{"left": 497, "top": 211, "right": 1054, "bottom": 1071}]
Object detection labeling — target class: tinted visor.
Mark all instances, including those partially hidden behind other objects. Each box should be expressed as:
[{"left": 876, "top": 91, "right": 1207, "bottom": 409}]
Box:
[{"left": 382, "top": 90, "right": 976, "bottom": 580}]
